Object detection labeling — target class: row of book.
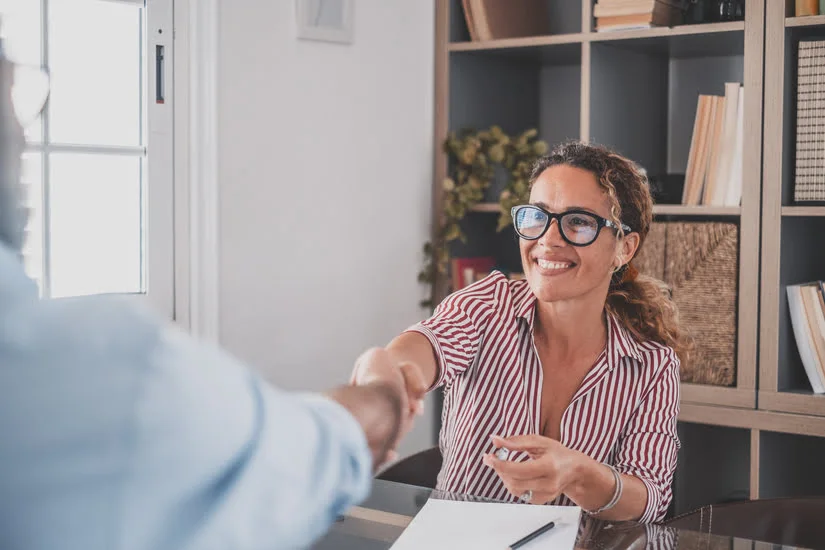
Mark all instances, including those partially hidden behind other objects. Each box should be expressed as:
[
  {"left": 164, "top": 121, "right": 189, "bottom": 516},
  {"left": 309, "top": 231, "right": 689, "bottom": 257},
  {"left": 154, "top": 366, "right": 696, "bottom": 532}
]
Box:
[
  {"left": 794, "top": 0, "right": 825, "bottom": 17},
  {"left": 594, "top": 0, "right": 683, "bottom": 32},
  {"left": 681, "top": 83, "right": 744, "bottom": 206},
  {"left": 788, "top": 281, "right": 825, "bottom": 394}
]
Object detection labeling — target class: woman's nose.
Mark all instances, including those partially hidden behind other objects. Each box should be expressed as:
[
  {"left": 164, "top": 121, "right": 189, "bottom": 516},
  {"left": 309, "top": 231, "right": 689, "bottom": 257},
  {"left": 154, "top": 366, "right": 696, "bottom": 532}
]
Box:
[{"left": 541, "top": 218, "right": 567, "bottom": 247}]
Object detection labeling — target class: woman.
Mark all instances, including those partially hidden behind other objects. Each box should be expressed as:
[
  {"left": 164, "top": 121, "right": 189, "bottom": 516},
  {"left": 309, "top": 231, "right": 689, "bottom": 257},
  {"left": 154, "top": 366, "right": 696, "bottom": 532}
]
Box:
[{"left": 352, "top": 140, "right": 691, "bottom": 523}]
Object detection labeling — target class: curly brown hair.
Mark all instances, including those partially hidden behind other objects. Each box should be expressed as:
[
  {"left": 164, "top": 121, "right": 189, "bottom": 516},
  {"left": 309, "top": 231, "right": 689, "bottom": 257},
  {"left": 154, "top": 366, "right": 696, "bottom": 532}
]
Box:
[{"left": 529, "top": 140, "right": 693, "bottom": 365}]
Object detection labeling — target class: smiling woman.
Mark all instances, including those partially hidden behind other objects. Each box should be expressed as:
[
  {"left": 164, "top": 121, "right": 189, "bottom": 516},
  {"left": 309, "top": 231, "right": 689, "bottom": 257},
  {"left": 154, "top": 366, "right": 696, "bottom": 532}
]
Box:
[{"left": 351, "top": 140, "right": 694, "bottom": 524}]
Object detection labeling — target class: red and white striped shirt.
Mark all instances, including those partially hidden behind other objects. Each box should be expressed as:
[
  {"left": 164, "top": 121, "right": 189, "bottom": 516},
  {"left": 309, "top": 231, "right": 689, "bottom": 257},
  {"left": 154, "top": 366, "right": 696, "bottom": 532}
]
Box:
[{"left": 407, "top": 271, "right": 681, "bottom": 523}]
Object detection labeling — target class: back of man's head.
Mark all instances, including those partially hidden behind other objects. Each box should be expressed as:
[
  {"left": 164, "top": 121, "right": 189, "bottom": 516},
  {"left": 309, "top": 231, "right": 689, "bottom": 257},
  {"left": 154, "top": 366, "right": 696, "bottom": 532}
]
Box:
[{"left": 0, "top": 30, "right": 28, "bottom": 254}]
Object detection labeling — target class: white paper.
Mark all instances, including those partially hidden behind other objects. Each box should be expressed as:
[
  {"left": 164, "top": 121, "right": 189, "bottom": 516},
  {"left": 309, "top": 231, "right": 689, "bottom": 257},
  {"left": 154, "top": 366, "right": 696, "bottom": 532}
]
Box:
[{"left": 389, "top": 499, "right": 581, "bottom": 550}]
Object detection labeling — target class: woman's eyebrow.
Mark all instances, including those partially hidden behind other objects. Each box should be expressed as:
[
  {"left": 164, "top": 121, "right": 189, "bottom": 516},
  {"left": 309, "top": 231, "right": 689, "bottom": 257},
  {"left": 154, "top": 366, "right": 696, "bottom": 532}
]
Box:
[{"left": 530, "top": 201, "right": 600, "bottom": 215}]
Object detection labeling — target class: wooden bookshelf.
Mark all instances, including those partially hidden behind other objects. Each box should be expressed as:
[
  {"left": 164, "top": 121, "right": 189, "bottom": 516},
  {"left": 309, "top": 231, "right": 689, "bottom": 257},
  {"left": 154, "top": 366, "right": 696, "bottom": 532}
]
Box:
[
  {"left": 761, "top": 0, "right": 825, "bottom": 426},
  {"left": 431, "top": 0, "right": 825, "bottom": 515}
]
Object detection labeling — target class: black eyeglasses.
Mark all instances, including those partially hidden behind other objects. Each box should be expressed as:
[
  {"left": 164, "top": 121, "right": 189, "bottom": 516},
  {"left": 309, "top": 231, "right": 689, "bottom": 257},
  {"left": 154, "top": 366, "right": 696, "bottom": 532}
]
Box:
[{"left": 511, "top": 204, "right": 632, "bottom": 247}]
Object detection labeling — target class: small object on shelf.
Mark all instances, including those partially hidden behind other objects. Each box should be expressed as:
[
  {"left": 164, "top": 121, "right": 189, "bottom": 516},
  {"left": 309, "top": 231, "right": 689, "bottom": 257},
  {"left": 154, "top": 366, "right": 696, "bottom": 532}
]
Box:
[
  {"left": 796, "top": 0, "right": 819, "bottom": 17},
  {"left": 684, "top": 0, "right": 711, "bottom": 24},
  {"left": 682, "top": 0, "right": 744, "bottom": 23},
  {"left": 648, "top": 173, "right": 686, "bottom": 205},
  {"left": 716, "top": 0, "right": 744, "bottom": 22}
]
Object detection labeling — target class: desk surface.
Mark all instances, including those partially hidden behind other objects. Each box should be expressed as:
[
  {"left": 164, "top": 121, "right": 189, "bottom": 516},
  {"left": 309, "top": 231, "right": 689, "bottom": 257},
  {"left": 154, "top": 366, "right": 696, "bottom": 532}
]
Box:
[{"left": 312, "top": 480, "right": 811, "bottom": 549}]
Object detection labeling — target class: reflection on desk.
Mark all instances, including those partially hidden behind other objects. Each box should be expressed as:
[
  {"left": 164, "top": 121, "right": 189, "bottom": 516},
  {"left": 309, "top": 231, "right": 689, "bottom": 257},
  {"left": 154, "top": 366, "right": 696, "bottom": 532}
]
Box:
[{"left": 312, "top": 480, "right": 816, "bottom": 550}]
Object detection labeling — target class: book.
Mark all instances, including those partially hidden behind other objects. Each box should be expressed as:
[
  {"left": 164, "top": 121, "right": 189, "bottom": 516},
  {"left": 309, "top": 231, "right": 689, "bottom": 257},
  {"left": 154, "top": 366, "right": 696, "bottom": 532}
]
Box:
[
  {"left": 450, "top": 256, "right": 495, "bottom": 292},
  {"left": 594, "top": 0, "right": 682, "bottom": 18},
  {"left": 461, "top": 0, "right": 478, "bottom": 41},
  {"left": 594, "top": 0, "right": 682, "bottom": 31},
  {"left": 681, "top": 83, "right": 744, "bottom": 206},
  {"left": 796, "top": 0, "right": 819, "bottom": 17},
  {"left": 466, "top": 0, "right": 549, "bottom": 41},
  {"left": 787, "top": 282, "right": 825, "bottom": 394}
]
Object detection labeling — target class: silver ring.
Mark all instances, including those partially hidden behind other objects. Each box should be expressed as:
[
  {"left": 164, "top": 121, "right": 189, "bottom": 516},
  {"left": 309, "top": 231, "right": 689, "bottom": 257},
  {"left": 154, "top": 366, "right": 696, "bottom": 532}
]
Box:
[{"left": 519, "top": 490, "right": 533, "bottom": 504}]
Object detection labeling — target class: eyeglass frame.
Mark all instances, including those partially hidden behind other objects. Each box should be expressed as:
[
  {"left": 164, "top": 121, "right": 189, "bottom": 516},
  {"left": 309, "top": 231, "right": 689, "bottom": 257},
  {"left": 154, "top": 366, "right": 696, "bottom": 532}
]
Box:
[{"left": 510, "top": 204, "right": 633, "bottom": 247}]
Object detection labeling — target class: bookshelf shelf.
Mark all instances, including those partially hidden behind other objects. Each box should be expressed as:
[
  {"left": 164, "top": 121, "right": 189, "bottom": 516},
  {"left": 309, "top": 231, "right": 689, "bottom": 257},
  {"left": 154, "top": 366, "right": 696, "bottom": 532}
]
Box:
[
  {"left": 653, "top": 205, "right": 741, "bottom": 216},
  {"left": 591, "top": 21, "right": 744, "bottom": 57},
  {"left": 681, "top": 382, "right": 755, "bottom": 408},
  {"left": 785, "top": 15, "right": 825, "bottom": 28},
  {"left": 782, "top": 206, "right": 825, "bottom": 216},
  {"left": 591, "top": 20, "right": 744, "bottom": 42},
  {"left": 448, "top": 32, "right": 585, "bottom": 52},
  {"left": 759, "top": 390, "right": 825, "bottom": 417}
]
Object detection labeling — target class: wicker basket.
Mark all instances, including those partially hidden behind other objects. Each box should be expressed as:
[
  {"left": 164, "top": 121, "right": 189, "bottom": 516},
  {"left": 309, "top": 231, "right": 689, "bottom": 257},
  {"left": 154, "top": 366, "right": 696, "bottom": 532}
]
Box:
[{"left": 633, "top": 222, "right": 739, "bottom": 386}]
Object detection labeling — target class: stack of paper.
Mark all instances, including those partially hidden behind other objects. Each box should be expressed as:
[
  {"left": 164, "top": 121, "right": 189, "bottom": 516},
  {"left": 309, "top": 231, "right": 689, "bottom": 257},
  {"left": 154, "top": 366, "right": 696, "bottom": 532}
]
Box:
[{"left": 389, "top": 499, "right": 581, "bottom": 550}]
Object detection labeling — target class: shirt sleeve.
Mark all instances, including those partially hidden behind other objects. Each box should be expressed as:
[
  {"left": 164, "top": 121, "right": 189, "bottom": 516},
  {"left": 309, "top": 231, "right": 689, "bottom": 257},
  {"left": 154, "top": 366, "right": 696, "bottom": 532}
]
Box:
[
  {"left": 614, "top": 349, "right": 681, "bottom": 524},
  {"left": 122, "top": 324, "right": 373, "bottom": 550},
  {"left": 404, "top": 279, "right": 496, "bottom": 390}
]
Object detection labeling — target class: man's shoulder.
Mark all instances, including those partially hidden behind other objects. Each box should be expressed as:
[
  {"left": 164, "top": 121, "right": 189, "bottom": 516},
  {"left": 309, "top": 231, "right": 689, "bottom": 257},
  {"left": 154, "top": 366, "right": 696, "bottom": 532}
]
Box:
[{"left": 3, "top": 294, "right": 166, "bottom": 367}]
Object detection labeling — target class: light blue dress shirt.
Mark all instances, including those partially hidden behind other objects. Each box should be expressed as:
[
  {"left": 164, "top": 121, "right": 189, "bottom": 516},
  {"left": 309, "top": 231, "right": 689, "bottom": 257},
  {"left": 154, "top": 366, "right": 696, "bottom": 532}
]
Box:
[{"left": 0, "top": 243, "right": 373, "bottom": 550}]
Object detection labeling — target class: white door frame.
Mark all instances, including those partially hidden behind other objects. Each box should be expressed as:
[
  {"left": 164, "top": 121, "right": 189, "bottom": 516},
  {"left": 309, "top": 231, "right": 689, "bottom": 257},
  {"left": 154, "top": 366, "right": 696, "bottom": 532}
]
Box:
[{"left": 173, "top": 0, "right": 220, "bottom": 342}]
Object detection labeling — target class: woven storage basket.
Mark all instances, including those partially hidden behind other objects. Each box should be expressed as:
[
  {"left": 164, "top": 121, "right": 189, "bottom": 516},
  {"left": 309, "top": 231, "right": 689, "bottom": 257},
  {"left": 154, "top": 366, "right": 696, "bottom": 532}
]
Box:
[{"left": 633, "top": 222, "right": 739, "bottom": 386}]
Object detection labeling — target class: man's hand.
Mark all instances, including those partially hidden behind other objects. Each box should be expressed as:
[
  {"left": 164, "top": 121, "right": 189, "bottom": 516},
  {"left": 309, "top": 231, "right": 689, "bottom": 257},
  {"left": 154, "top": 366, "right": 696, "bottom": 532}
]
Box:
[{"left": 350, "top": 347, "right": 428, "bottom": 461}]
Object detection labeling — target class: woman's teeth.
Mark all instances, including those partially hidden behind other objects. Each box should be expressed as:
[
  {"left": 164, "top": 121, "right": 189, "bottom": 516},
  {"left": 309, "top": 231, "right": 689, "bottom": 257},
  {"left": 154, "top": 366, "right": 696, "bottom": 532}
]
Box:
[{"left": 537, "top": 259, "right": 572, "bottom": 270}]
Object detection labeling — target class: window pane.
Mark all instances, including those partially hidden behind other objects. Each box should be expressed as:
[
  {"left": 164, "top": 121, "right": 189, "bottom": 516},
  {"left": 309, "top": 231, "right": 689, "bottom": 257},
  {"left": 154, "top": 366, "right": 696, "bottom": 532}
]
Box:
[
  {"left": 49, "top": 153, "right": 142, "bottom": 297},
  {"left": 21, "top": 152, "right": 43, "bottom": 291},
  {"left": 48, "top": 0, "right": 142, "bottom": 146},
  {"left": 0, "top": 0, "right": 43, "bottom": 142}
]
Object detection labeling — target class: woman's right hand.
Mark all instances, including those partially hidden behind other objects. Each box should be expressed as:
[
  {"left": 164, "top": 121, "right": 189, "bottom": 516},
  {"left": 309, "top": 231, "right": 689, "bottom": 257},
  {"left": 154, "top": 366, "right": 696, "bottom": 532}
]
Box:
[{"left": 350, "top": 347, "right": 428, "bottom": 458}]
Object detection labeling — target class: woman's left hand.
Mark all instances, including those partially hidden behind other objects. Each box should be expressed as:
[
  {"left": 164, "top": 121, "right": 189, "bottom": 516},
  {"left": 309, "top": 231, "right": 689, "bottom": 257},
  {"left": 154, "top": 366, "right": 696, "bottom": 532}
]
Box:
[{"left": 482, "top": 434, "right": 584, "bottom": 505}]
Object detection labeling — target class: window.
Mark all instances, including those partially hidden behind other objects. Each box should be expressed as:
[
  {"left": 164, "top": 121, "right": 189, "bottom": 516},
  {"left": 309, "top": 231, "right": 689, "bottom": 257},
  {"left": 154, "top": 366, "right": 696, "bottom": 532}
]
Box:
[{"left": 2, "top": 0, "right": 174, "bottom": 318}]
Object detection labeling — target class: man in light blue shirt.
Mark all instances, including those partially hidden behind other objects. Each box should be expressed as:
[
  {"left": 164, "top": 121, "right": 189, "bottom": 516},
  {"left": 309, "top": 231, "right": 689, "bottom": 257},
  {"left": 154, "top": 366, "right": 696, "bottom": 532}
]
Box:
[{"left": 0, "top": 50, "right": 426, "bottom": 549}]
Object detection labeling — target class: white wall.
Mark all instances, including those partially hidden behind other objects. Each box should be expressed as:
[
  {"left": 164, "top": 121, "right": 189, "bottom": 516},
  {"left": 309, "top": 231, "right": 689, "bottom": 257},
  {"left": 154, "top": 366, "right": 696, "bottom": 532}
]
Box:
[{"left": 217, "top": 0, "right": 436, "bottom": 456}]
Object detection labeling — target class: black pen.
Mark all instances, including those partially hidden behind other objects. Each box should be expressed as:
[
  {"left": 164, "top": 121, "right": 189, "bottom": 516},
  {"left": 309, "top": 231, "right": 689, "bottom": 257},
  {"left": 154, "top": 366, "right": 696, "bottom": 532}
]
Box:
[{"left": 508, "top": 519, "right": 556, "bottom": 550}]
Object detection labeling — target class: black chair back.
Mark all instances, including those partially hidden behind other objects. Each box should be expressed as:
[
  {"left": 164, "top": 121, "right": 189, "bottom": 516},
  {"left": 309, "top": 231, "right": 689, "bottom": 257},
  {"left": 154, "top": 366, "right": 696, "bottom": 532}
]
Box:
[
  {"left": 665, "top": 497, "right": 825, "bottom": 548},
  {"left": 376, "top": 446, "right": 442, "bottom": 488}
]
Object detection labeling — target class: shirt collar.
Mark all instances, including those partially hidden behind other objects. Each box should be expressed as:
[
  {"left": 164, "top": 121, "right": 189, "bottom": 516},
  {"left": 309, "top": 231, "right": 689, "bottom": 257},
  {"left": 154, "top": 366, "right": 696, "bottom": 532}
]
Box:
[{"left": 513, "top": 281, "right": 643, "bottom": 367}]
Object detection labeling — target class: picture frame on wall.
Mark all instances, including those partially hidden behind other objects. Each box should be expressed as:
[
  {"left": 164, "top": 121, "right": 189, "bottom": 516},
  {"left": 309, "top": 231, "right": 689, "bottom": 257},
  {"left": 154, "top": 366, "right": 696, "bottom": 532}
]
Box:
[{"left": 295, "top": 0, "right": 354, "bottom": 44}]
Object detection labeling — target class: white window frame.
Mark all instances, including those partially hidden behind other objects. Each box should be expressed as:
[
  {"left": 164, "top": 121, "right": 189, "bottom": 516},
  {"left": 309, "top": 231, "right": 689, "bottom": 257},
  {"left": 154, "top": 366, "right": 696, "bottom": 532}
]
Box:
[
  {"left": 24, "top": 0, "right": 175, "bottom": 319},
  {"left": 146, "top": 0, "right": 175, "bottom": 319},
  {"left": 172, "top": 0, "right": 219, "bottom": 341}
]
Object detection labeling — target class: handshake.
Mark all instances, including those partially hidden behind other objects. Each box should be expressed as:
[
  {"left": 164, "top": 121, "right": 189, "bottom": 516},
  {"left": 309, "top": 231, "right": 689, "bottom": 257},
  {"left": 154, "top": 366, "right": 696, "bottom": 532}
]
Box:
[{"left": 337, "top": 347, "right": 430, "bottom": 469}]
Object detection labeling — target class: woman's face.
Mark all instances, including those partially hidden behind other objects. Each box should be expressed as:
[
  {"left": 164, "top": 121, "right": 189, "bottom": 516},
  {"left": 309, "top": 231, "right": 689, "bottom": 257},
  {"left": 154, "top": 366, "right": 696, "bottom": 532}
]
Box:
[{"left": 519, "top": 164, "right": 639, "bottom": 304}]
